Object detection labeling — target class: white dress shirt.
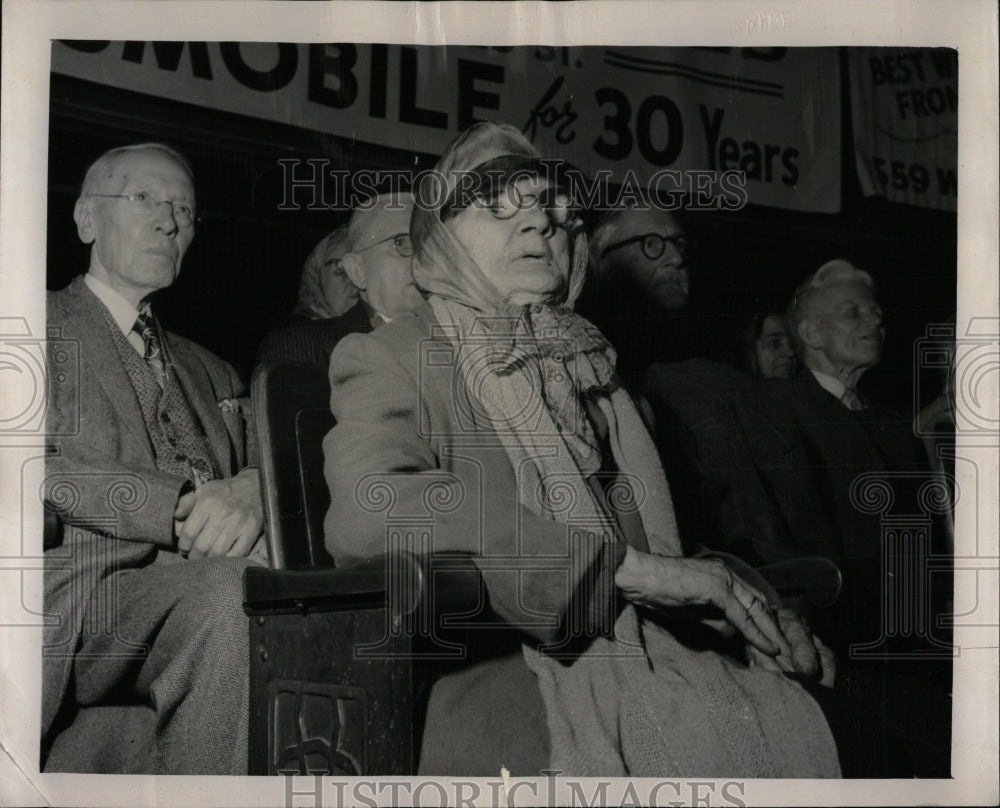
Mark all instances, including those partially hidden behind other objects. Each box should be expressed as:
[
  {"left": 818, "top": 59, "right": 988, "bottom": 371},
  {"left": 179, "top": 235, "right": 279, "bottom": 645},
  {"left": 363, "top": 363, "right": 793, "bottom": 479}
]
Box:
[{"left": 84, "top": 273, "right": 150, "bottom": 356}]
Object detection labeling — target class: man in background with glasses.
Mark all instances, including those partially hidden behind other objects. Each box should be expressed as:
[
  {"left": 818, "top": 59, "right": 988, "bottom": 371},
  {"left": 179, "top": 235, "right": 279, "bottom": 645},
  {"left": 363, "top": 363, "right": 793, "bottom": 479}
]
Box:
[
  {"left": 594, "top": 207, "right": 694, "bottom": 313},
  {"left": 341, "top": 192, "right": 424, "bottom": 329},
  {"left": 583, "top": 204, "right": 702, "bottom": 394},
  {"left": 256, "top": 193, "right": 422, "bottom": 368},
  {"left": 43, "top": 143, "right": 262, "bottom": 774}
]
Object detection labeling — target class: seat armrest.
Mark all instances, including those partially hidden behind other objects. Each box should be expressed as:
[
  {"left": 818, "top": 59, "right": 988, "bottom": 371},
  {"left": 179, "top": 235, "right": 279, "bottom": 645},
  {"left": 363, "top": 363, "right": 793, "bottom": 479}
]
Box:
[
  {"left": 244, "top": 561, "right": 390, "bottom": 615},
  {"left": 244, "top": 551, "right": 485, "bottom": 618},
  {"left": 755, "top": 556, "right": 842, "bottom": 608},
  {"left": 693, "top": 548, "right": 843, "bottom": 609}
]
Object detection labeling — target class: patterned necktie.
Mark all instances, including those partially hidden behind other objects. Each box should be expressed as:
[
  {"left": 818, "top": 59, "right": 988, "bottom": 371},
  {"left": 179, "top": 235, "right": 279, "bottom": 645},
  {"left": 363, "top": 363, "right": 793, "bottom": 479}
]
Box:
[
  {"left": 132, "top": 310, "right": 167, "bottom": 388},
  {"left": 840, "top": 386, "right": 865, "bottom": 411}
]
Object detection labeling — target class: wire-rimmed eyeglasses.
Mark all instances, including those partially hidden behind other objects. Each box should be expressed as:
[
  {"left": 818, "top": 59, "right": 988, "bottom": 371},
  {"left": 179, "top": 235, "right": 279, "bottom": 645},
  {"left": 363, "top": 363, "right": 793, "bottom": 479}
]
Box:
[
  {"left": 354, "top": 233, "right": 413, "bottom": 258},
  {"left": 601, "top": 232, "right": 696, "bottom": 262},
  {"left": 86, "top": 191, "right": 199, "bottom": 228}
]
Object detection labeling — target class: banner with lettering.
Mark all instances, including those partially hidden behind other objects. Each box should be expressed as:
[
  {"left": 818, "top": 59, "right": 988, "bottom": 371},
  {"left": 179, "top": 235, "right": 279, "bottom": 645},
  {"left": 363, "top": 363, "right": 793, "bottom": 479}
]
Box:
[
  {"left": 52, "top": 42, "right": 841, "bottom": 212},
  {"left": 849, "top": 47, "right": 958, "bottom": 211}
]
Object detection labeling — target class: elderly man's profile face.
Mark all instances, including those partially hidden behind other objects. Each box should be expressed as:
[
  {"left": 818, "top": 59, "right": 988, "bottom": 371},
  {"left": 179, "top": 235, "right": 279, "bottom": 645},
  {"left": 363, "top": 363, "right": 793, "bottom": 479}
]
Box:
[
  {"left": 75, "top": 148, "right": 196, "bottom": 307},
  {"left": 606, "top": 209, "right": 690, "bottom": 311},
  {"left": 806, "top": 280, "right": 885, "bottom": 372},
  {"left": 444, "top": 174, "right": 571, "bottom": 306},
  {"left": 346, "top": 202, "right": 423, "bottom": 320}
]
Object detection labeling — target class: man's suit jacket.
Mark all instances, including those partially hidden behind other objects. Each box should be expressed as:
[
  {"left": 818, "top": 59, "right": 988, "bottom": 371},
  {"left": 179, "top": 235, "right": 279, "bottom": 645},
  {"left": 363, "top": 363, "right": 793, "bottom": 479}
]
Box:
[
  {"left": 43, "top": 275, "right": 251, "bottom": 737},
  {"left": 645, "top": 359, "right": 941, "bottom": 658},
  {"left": 255, "top": 302, "right": 373, "bottom": 367},
  {"left": 646, "top": 361, "right": 930, "bottom": 561}
]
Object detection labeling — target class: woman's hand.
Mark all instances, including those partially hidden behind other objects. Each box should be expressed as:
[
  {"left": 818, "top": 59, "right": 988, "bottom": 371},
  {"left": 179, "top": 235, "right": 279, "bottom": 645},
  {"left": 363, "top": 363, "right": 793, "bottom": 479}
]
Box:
[
  {"left": 615, "top": 546, "right": 786, "bottom": 658},
  {"left": 747, "top": 607, "right": 837, "bottom": 687}
]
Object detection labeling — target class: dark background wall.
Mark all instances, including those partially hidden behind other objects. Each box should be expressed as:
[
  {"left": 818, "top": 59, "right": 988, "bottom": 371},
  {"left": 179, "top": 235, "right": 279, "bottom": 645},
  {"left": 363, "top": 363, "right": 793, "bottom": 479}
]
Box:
[{"left": 47, "top": 59, "right": 956, "bottom": 414}]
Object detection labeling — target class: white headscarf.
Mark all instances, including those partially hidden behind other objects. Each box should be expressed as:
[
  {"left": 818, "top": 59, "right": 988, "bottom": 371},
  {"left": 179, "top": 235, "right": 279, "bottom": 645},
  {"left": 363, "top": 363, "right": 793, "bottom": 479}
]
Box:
[{"left": 292, "top": 224, "right": 358, "bottom": 319}]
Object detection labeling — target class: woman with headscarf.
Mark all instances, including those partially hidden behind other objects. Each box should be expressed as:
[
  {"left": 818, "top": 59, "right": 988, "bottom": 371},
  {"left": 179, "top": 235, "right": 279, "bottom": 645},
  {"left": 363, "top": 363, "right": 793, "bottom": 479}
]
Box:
[
  {"left": 256, "top": 224, "right": 365, "bottom": 367},
  {"left": 323, "top": 122, "right": 842, "bottom": 777}
]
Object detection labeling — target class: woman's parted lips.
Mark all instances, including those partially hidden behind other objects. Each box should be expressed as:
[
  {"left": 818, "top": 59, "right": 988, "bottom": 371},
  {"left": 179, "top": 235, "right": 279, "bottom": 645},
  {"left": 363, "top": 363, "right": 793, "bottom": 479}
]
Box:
[{"left": 517, "top": 246, "right": 551, "bottom": 262}]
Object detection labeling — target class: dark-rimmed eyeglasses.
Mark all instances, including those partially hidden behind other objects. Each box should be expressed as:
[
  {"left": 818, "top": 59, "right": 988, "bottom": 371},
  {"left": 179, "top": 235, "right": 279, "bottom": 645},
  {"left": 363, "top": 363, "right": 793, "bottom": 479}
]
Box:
[
  {"left": 442, "top": 184, "right": 582, "bottom": 236},
  {"left": 86, "top": 191, "right": 199, "bottom": 228},
  {"left": 601, "top": 232, "right": 696, "bottom": 262},
  {"left": 354, "top": 233, "right": 413, "bottom": 258}
]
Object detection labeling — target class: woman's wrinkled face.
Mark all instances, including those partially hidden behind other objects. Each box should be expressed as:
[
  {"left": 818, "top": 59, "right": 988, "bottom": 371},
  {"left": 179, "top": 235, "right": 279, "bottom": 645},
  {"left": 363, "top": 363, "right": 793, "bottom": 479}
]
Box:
[
  {"left": 320, "top": 258, "right": 358, "bottom": 316},
  {"left": 754, "top": 314, "right": 797, "bottom": 379},
  {"left": 442, "top": 174, "right": 572, "bottom": 306}
]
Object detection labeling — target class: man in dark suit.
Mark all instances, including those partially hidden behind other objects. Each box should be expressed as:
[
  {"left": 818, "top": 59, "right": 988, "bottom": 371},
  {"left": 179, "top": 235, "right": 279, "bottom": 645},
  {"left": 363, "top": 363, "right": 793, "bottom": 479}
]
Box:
[
  {"left": 256, "top": 193, "right": 422, "bottom": 367},
  {"left": 787, "top": 262, "right": 952, "bottom": 663},
  {"left": 43, "top": 143, "right": 263, "bottom": 774},
  {"left": 646, "top": 260, "right": 953, "bottom": 775},
  {"left": 648, "top": 260, "right": 950, "bottom": 659}
]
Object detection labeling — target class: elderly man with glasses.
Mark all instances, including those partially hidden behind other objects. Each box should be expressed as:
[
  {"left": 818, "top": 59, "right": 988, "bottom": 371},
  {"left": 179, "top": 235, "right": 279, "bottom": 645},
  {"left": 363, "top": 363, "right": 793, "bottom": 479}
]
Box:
[
  {"left": 43, "top": 143, "right": 263, "bottom": 774},
  {"left": 593, "top": 207, "right": 694, "bottom": 312},
  {"left": 341, "top": 192, "right": 424, "bottom": 328},
  {"left": 582, "top": 204, "right": 705, "bottom": 393},
  {"left": 256, "top": 193, "right": 422, "bottom": 367}
]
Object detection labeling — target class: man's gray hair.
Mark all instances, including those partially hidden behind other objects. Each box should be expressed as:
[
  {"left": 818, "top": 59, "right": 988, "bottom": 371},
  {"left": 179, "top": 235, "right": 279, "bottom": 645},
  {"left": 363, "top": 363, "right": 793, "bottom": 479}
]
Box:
[
  {"left": 79, "top": 143, "right": 194, "bottom": 198},
  {"left": 347, "top": 192, "right": 415, "bottom": 252},
  {"left": 788, "top": 259, "right": 875, "bottom": 327}
]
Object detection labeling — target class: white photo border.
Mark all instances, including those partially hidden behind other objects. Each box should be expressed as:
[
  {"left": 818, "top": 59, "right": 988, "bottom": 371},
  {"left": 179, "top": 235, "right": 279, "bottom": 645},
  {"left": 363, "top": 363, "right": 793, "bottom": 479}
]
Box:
[{"left": 1, "top": 1, "right": 997, "bottom": 806}]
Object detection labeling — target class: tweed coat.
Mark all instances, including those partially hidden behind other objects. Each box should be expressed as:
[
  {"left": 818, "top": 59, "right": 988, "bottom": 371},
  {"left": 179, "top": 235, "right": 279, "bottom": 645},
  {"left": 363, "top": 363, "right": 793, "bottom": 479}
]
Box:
[
  {"left": 324, "top": 302, "right": 623, "bottom": 637},
  {"left": 323, "top": 301, "right": 627, "bottom": 773},
  {"left": 43, "top": 276, "right": 251, "bottom": 741}
]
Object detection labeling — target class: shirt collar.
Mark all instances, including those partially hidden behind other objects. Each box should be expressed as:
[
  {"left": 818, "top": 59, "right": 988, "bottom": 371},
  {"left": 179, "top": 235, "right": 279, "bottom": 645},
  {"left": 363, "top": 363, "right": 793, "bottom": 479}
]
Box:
[
  {"left": 809, "top": 368, "right": 848, "bottom": 401},
  {"left": 84, "top": 273, "right": 149, "bottom": 334},
  {"left": 359, "top": 298, "right": 391, "bottom": 329}
]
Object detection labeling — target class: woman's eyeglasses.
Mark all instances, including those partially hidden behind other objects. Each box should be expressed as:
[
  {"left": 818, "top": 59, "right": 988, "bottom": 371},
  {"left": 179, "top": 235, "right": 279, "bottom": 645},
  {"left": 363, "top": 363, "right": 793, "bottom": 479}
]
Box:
[
  {"left": 354, "top": 233, "right": 413, "bottom": 258},
  {"left": 85, "top": 191, "right": 199, "bottom": 228},
  {"left": 600, "top": 232, "right": 696, "bottom": 262},
  {"left": 443, "top": 183, "right": 582, "bottom": 234}
]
